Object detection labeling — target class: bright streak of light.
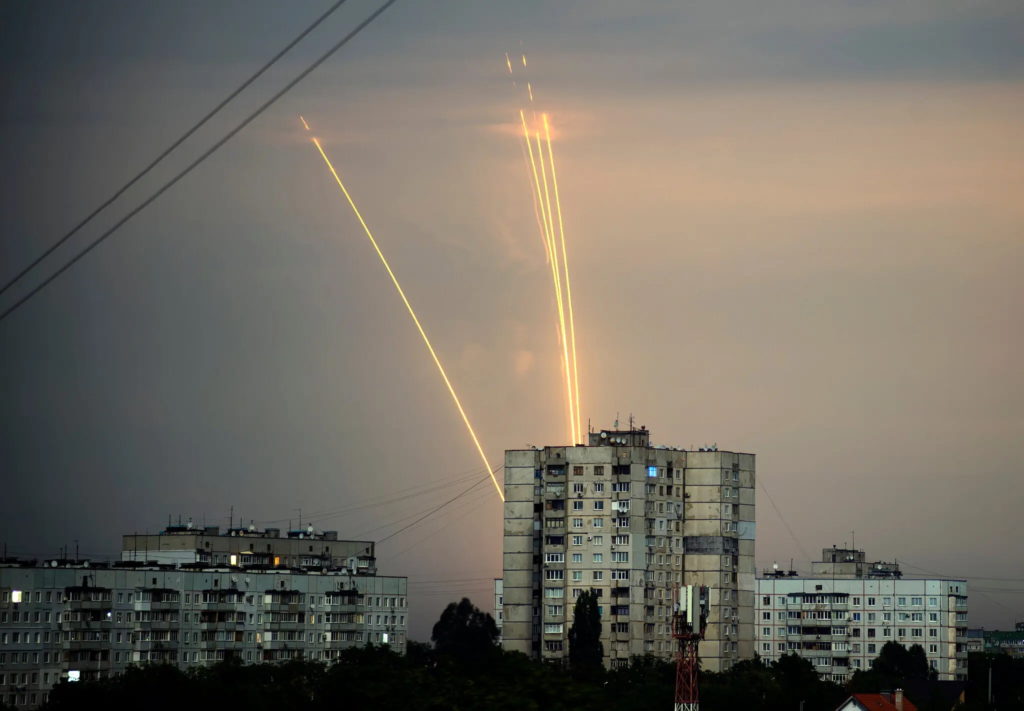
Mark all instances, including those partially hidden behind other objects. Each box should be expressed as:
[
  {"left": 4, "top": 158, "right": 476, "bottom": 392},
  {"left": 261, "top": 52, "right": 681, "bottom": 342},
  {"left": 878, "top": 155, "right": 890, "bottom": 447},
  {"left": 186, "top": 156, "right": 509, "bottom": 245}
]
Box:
[
  {"left": 527, "top": 82, "right": 534, "bottom": 103},
  {"left": 521, "top": 109, "right": 573, "bottom": 443},
  {"left": 505, "top": 52, "right": 513, "bottom": 75},
  {"left": 521, "top": 53, "right": 527, "bottom": 67},
  {"left": 303, "top": 121, "right": 504, "bottom": 502},
  {"left": 520, "top": 111, "right": 554, "bottom": 264},
  {"left": 543, "top": 113, "right": 582, "bottom": 441},
  {"left": 299, "top": 115, "right": 310, "bottom": 131},
  {"left": 535, "top": 128, "right": 577, "bottom": 445}
]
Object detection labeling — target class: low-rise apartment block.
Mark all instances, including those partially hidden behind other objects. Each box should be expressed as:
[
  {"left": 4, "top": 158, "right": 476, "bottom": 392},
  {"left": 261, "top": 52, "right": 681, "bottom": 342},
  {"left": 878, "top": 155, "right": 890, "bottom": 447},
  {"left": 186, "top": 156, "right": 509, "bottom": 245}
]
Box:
[
  {"left": 0, "top": 524, "right": 407, "bottom": 708},
  {"left": 756, "top": 548, "right": 968, "bottom": 682}
]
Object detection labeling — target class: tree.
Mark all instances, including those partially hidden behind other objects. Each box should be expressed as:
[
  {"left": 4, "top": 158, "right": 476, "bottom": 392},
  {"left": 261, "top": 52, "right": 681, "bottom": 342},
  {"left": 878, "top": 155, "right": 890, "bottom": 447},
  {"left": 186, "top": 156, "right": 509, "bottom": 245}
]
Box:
[
  {"left": 430, "top": 597, "right": 499, "bottom": 664},
  {"left": 568, "top": 588, "right": 603, "bottom": 677}
]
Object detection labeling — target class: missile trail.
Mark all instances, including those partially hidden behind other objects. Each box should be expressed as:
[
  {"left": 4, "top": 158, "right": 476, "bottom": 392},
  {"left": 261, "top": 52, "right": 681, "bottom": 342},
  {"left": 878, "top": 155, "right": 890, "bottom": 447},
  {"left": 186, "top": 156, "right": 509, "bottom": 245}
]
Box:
[
  {"left": 535, "top": 129, "right": 576, "bottom": 445},
  {"left": 543, "top": 114, "right": 582, "bottom": 441},
  {"left": 303, "top": 120, "right": 504, "bottom": 502}
]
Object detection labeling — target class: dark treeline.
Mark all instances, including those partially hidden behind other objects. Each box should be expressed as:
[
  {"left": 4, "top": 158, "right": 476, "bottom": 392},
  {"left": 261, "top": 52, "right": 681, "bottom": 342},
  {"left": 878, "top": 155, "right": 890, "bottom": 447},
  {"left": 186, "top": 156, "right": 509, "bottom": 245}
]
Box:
[{"left": 15, "top": 598, "right": 1024, "bottom": 711}]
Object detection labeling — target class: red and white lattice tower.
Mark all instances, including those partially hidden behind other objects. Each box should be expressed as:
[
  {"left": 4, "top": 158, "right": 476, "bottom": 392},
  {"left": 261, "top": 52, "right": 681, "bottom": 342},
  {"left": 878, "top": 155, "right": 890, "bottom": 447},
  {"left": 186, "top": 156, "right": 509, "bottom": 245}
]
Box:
[{"left": 671, "top": 585, "right": 708, "bottom": 711}]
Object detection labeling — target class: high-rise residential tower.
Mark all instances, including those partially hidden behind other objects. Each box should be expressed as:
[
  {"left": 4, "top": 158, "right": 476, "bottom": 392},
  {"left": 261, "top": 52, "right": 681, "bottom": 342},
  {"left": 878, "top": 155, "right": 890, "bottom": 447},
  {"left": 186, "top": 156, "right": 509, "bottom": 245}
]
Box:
[{"left": 500, "top": 426, "right": 755, "bottom": 670}]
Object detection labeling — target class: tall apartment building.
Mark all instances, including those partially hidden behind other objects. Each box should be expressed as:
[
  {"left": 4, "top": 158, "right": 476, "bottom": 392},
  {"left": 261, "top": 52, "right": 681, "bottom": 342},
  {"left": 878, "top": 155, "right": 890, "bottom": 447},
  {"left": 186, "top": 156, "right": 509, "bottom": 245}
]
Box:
[
  {"left": 756, "top": 548, "right": 969, "bottom": 682},
  {"left": 501, "top": 426, "right": 755, "bottom": 670},
  {"left": 0, "top": 524, "right": 407, "bottom": 708}
]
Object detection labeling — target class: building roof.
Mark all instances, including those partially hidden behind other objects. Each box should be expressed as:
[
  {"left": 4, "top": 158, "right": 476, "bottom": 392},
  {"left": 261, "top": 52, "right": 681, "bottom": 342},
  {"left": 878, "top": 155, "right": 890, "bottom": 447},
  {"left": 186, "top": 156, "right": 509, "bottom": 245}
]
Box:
[{"left": 842, "top": 693, "right": 919, "bottom": 711}]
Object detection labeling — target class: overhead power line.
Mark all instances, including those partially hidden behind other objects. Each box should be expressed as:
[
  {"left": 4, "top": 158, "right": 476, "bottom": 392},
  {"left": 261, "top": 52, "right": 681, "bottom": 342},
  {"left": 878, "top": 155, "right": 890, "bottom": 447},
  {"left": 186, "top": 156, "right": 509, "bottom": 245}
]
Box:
[
  {"left": 0, "top": 0, "right": 399, "bottom": 325},
  {"left": 0, "top": 0, "right": 350, "bottom": 301},
  {"left": 377, "top": 468, "right": 503, "bottom": 545}
]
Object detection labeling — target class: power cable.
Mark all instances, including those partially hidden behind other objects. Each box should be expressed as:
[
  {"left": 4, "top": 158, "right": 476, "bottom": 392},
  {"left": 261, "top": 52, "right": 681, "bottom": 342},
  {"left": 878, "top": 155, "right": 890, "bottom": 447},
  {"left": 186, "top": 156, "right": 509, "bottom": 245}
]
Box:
[
  {"left": 377, "top": 468, "right": 502, "bottom": 545},
  {"left": 757, "top": 479, "right": 811, "bottom": 564},
  {"left": 0, "top": 0, "right": 399, "bottom": 325},
  {"left": 0, "top": 0, "right": 350, "bottom": 300},
  {"left": 253, "top": 468, "right": 487, "bottom": 526}
]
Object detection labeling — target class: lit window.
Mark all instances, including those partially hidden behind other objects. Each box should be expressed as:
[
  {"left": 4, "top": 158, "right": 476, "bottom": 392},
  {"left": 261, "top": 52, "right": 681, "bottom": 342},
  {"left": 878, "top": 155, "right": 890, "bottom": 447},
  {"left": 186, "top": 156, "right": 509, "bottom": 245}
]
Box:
[{"left": 11, "top": 591, "right": 22, "bottom": 604}]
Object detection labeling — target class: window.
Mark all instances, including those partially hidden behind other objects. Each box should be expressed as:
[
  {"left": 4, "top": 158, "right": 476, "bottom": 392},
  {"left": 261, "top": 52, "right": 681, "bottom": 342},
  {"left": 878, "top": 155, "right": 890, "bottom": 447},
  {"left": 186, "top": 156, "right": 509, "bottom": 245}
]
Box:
[
  {"left": 612, "top": 534, "right": 629, "bottom": 545},
  {"left": 592, "top": 518, "right": 604, "bottom": 528},
  {"left": 611, "top": 570, "right": 629, "bottom": 580},
  {"left": 572, "top": 501, "right": 583, "bottom": 510},
  {"left": 571, "top": 553, "right": 583, "bottom": 563},
  {"left": 868, "top": 643, "right": 877, "bottom": 654},
  {"left": 929, "top": 613, "right": 938, "bottom": 622},
  {"left": 593, "top": 535, "right": 604, "bottom": 545},
  {"left": 592, "top": 571, "right": 604, "bottom": 581},
  {"left": 545, "top": 553, "right": 564, "bottom": 563},
  {"left": 572, "top": 535, "right": 583, "bottom": 546},
  {"left": 762, "top": 596, "right": 770, "bottom": 605},
  {"left": 594, "top": 483, "right": 605, "bottom": 493},
  {"left": 593, "top": 553, "right": 604, "bottom": 563},
  {"left": 545, "top": 570, "right": 564, "bottom": 580},
  {"left": 593, "top": 501, "right": 605, "bottom": 510},
  {"left": 897, "top": 597, "right": 907, "bottom": 606},
  {"left": 612, "top": 481, "right": 630, "bottom": 492},
  {"left": 611, "top": 551, "right": 629, "bottom": 562},
  {"left": 544, "top": 588, "right": 564, "bottom": 599},
  {"left": 911, "top": 597, "right": 923, "bottom": 606},
  {"left": 544, "top": 623, "right": 564, "bottom": 634},
  {"left": 762, "top": 612, "right": 771, "bottom": 620},
  {"left": 852, "top": 597, "right": 861, "bottom": 605},
  {"left": 928, "top": 597, "right": 938, "bottom": 606},
  {"left": 572, "top": 483, "right": 584, "bottom": 493},
  {"left": 572, "top": 571, "right": 583, "bottom": 582},
  {"left": 594, "top": 466, "right": 604, "bottom": 476},
  {"left": 852, "top": 613, "right": 861, "bottom": 621},
  {"left": 546, "top": 605, "right": 563, "bottom": 616},
  {"left": 868, "top": 628, "right": 876, "bottom": 638},
  {"left": 573, "top": 466, "right": 584, "bottom": 476},
  {"left": 572, "top": 518, "right": 584, "bottom": 528},
  {"left": 867, "top": 597, "right": 876, "bottom": 606},
  {"left": 763, "top": 627, "right": 771, "bottom": 636}
]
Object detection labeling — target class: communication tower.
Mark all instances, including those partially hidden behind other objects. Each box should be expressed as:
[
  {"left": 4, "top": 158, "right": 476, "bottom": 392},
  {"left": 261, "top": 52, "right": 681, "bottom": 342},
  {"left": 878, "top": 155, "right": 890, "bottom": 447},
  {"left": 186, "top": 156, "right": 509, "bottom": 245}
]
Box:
[{"left": 671, "top": 584, "right": 709, "bottom": 711}]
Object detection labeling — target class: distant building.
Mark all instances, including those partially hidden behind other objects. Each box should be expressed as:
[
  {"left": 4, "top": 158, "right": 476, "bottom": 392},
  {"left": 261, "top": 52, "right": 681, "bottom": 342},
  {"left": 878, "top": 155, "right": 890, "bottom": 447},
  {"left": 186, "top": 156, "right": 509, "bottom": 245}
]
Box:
[
  {"left": 501, "top": 426, "right": 755, "bottom": 671},
  {"left": 965, "top": 628, "right": 985, "bottom": 653},
  {"left": 122, "top": 521, "right": 375, "bottom": 572},
  {"left": 494, "top": 578, "right": 504, "bottom": 641},
  {"left": 982, "top": 623, "right": 1024, "bottom": 657},
  {"left": 0, "top": 524, "right": 407, "bottom": 708},
  {"left": 756, "top": 548, "right": 968, "bottom": 682}
]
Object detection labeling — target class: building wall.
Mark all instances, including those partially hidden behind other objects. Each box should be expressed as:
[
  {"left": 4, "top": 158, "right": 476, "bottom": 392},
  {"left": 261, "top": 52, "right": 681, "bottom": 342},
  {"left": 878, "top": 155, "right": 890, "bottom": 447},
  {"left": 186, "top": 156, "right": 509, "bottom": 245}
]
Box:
[
  {"left": 755, "top": 577, "right": 968, "bottom": 682},
  {"left": 501, "top": 435, "right": 755, "bottom": 671},
  {"left": 0, "top": 563, "right": 407, "bottom": 708}
]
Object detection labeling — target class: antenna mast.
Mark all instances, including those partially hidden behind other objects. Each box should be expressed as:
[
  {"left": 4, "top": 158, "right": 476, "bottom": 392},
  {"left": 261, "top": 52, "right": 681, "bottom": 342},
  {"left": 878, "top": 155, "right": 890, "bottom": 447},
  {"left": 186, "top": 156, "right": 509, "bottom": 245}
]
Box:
[{"left": 672, "top": 584, "right": 709, "bottom": 711}]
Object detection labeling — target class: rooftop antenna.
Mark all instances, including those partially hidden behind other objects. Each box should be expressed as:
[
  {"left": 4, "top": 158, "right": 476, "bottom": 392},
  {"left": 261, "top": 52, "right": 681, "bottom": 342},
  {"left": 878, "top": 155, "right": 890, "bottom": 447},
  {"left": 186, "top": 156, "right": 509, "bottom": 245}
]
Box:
[
  {"left": 230, "top": 505, "right": 234, "bottom": 531},
  {"left": 629, "top": 413, "right": 634, "bottom": 430}
]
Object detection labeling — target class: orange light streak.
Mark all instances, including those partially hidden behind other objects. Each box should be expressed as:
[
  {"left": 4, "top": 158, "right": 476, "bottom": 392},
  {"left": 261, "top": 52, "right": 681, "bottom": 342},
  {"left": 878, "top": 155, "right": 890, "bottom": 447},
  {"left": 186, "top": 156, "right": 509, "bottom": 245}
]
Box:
[
  {"left": 505, "top": 52, "right": 513, "bottom": 75},
  {"left": 535, "top": 128, "right": 577, "bottom": 445},
  {"left": 299, "top": 115, "right": 310, "bottom": 131},
  {"left": 543, "top": 114, "right": 582, "bottom": 441},
  {"left": 527, "top": 82, "right": 534, "bottom": 103},
  {"left": 303, "top": 122, "right": 504, "bottom": 502}
]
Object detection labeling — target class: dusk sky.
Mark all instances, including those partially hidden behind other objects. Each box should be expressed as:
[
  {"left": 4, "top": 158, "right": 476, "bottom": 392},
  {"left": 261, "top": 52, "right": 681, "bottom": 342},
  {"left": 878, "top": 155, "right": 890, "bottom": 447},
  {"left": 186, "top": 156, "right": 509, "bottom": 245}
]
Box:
[{"left": 2, "top": 0, "right": 1022, "bottom": 640}]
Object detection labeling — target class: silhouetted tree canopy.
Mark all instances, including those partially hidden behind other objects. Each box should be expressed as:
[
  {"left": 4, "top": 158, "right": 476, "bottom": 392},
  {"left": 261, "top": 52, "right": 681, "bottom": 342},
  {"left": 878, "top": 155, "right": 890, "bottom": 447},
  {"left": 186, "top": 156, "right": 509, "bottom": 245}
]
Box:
[
  {"left": 430, "top": 596, "right": 499, "bottom": 664},
  {"left": 568, "top": 588, "right": 604, "bottom": 678}
]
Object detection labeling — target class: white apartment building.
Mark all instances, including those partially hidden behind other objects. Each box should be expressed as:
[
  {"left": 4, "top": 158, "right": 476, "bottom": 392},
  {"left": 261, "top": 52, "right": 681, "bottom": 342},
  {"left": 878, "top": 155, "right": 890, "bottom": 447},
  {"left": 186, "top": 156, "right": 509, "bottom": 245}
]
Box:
[
  {"left": 0, "top": 524, "right": 408, "bottom": 708},
  {"left": 756, "top": 548, "right": 968, "bottom": 682},
  {"left": 501, "top": 426, "right": 755, "bottom": 671}
]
